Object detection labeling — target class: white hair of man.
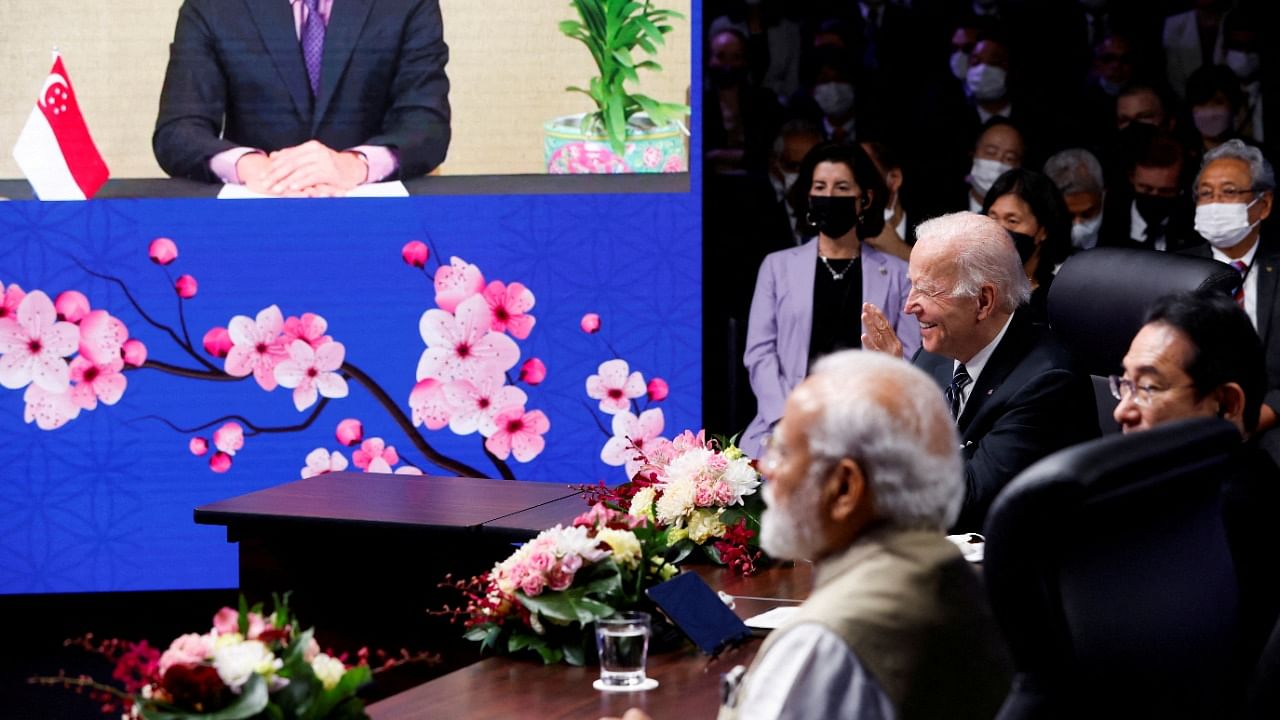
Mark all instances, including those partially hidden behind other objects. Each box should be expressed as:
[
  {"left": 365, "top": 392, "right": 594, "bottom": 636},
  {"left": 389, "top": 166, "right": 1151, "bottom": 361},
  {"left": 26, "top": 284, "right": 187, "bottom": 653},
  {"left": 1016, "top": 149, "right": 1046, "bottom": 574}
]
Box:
[
  {"left": 1197, "top": 138, "right": 1276, "bottom": 192},
  {"left": 1044, "top": 148, "right": 1105, "bottom": 196},
  {"left": 914, "top": 211, "right": 1031, "bottom": 313},
  {"left": 806, "top": 351, "right": 964, "bottom": 530}
]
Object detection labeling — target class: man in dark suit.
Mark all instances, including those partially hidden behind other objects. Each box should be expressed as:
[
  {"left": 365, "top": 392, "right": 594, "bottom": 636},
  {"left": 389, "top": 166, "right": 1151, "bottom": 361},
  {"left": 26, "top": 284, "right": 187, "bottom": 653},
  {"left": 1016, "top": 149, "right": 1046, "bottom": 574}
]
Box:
[
  {"left": 153, "top": 0, "right": 450, "bottom": 195},
  {"left": 1182, "top": 139, "right": 1279, "bottom": 435},
  {"left": 862, "top": 211, "right": 1099, "bottom": 532},
  {"left": 1098, "top": 125, "right": 1204, "bottom": 253}
]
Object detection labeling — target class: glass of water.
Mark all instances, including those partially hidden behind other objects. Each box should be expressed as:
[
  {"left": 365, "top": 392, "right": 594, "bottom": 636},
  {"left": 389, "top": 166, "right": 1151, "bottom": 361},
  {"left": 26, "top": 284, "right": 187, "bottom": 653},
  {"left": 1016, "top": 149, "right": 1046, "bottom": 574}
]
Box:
[{"left": 595, "top": 611, "right": 651, "bottom": 687}]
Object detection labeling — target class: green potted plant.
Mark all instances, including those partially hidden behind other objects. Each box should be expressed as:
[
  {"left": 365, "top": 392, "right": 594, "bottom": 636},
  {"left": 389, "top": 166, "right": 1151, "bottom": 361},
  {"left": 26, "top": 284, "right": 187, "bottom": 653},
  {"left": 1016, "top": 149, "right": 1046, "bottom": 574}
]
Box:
[{"left": 545, "top": 0, "right": 690, "bottom": 174}]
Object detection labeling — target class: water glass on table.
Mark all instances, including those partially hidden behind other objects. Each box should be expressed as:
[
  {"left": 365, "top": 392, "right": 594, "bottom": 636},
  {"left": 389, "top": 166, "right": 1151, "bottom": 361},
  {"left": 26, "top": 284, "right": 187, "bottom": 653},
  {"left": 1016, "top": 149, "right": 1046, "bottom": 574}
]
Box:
[{"left": 595, "top": 611, "right": 651, "bottom": 690}]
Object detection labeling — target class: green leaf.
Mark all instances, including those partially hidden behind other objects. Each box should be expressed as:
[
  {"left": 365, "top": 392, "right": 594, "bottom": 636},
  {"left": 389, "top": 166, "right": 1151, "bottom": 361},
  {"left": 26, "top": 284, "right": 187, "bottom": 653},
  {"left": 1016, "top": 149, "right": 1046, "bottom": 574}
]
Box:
[
  {"left": 307, "top": 665, "right": 371, "bottom": 720},
  {"left": 237, "top": 595, "right": 250, "bottom": 637},
  {"left": 563, "top": 642, "right": 586, "bottom": 666},
  {"left": 558, "top": 20, "right": 585, "bottom": 37},
  {"left": 532, "top": 641, "right": 564, "bottom": 664},
  {"left": 519, "top": 586, "right": 617, "bottom": 624},
  {"left": 142, "top": 673, "right": 269, "bottom": 720},
  {"left": 605, "top": 91, "right": 626, "bottom": 154},
  {"left": 636, "top": 16, "right": 665, "bottom": 46}
]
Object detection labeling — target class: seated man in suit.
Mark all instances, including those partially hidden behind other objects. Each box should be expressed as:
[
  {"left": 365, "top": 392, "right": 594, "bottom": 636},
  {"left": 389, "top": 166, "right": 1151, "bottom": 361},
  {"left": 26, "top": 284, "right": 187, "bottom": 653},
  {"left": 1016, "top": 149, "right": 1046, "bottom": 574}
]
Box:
[
  {"left": 1183, "top": 138, "right": 1279, "bottom": 434},
  {"left": 1098, "top": 125, "right": 1202, "bottom": 252},
  {"left": 604, "top": 351, "right": 1012, "bottom": 720},
  {"left": 862, "top": 212, "right": 1099, "bottom": 532},
  {"left": 1113, "top": 290, "right": 1279, "bottom": 672},
  {"left": 153, "top": 0, "right": 451, "bottom": 195}
]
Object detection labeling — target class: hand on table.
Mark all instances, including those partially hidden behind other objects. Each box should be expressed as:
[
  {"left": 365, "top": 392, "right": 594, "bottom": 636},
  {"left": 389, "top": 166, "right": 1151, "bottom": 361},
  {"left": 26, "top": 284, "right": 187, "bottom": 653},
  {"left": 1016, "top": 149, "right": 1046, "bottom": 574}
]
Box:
[
  {"left": 258, "top": 140, "right": 368, "bottom": 195},
  {"left": 861, "top": 302, "right": 904, "bottom": 358},
  {"left": 599, "top": 710, "right": 653, "bottom": 720}
]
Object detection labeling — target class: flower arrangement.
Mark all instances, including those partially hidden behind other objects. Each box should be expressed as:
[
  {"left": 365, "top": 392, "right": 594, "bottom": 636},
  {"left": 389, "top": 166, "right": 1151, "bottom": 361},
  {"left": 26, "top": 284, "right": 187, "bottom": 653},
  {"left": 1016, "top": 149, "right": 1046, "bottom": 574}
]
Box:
[
  {"left": 584, "top": 430, "right": 766, "bottom": 575},
  {"left": 30, "top": 595, "right": 428, "bottom": 719},
  {"left": 441, "top": 504, "right": 678, "bottom": 665}
]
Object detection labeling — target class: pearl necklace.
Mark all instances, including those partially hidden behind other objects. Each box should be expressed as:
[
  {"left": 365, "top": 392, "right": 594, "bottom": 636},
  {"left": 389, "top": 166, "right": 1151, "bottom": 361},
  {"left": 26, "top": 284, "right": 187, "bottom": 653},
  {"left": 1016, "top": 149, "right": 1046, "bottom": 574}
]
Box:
[{"left": 819, "top": 255, "right": 856, "bottom": 281}]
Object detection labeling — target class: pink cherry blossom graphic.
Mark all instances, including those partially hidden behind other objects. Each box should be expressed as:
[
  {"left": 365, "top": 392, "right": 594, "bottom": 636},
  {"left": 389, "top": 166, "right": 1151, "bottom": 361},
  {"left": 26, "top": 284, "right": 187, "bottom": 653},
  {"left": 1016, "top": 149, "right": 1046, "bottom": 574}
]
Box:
[
  {"left": 175, "top": 274, "right": 198, "bottom": 299},
  {"left": 417, "top": 295, "right": 520, "bottom": 384},
  {"left": 273, "top": 340, "right": 348, "bottom": 411},
  {"left": 54, "top": 290, "right": 90, "bottom": 323},
  {"left": 23, "top": 383, "right": 81, "bottom": 430},
  {"left": 121, "top": 339, "right": 148, "bottom": 367},
  {"left": 281, "top": 313, "right": 332, "bottom": 349},
  {"left": 586, "top": 358, "right": 646, "bottom": 415},
  {"left": 443, "top": 373, "right": 527, "bottom": 436},
  {"left": 209, "top": 451, "right": 233, "bottom": 473},
  {"left": 189, "top": 437, "right": 209, "bottom": 456},
  {"left": 213, "top": 421, "right": 244, "bottom": 456},
  {"left": 77, "top": 310, "right": 128, "bottom": 365},
  {"left": 0, "top": 290, "right": 79, "bottom": 392},
  {"left": 224, "top": 305, "right": 287, "bottom": 391},
  {"left": 0, "top": 282, "right": 26, "bottom": 321},
  {"left": 409, "top": 378, "right": 451, "bottom": 430},
  {"left": 335, "top": 418, "right": 363, "bottom": 446},
  {"left": 601, "top": 408, "right": 667, "bottom": 478},
  {"left": 433, "top": 257, "right": 486, "bottom": 313},
  {"left": 580, "top": 313, "right": 601, "bottom": 334},
  {"left": 481, "top": 281, "right": 536, "bottom": 339},
  {"left": 68, "top": 355, "right": 127, "bottom": 410},
  {"left": 401, "top": 240, "right": 429, "bottom": 268},
  {"left": 519, "top": 357, "right": 546, "bottom": 386},
  {"left": 203, "top": 327, "right": 233, "bottom": 358},
  {"left": 301, "top": 447, "right": 349, "bottom": 478},
  {"left": 646, "top": 377, "right": 669, "bottom": 402},
  {"left": 149, "top": 237, "right": 179, "bottom": 265},
  {"left": 353, "top": 437, "right": 399, "bottom": 473},
  {"left": 484, "top": 406, "right": 550, "bottom": 462}
]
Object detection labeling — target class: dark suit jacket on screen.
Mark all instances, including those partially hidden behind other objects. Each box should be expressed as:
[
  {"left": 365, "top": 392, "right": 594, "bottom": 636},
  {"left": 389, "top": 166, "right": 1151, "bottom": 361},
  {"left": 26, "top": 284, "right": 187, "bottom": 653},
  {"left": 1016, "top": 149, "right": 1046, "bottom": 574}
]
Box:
[
  {"left": 153, "top": 0, "right": 451, "bottom": 182},
  {"left": 914, "top": 309, "right": 1101, "bottom": 533}
]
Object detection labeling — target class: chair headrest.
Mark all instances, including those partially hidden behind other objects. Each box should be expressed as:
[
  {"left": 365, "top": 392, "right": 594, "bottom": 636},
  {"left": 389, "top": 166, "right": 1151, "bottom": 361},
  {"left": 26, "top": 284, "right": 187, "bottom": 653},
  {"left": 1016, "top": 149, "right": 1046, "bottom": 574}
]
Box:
[{"left": 1047, "top": 248, "right": 1239, "bottom": 376}]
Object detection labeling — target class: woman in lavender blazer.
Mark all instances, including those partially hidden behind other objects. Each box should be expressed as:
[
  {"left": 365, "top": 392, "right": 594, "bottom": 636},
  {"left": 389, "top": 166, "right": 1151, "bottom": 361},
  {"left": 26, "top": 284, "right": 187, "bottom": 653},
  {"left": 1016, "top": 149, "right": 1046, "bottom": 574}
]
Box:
[{"left": 742, "top": 143, "right": 920, "bottom": 456}]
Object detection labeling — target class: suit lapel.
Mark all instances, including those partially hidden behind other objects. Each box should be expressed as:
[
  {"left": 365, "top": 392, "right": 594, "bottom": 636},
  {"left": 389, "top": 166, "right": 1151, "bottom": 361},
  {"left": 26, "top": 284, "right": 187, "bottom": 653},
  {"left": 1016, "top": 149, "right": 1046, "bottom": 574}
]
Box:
[
  {"left": 1256, "top": 238, "right": 1279, "bottom": 340},
  {"left": 957, "top": 311, "right": 1029, "bottom": 434},
  {"left": 313, "top": 0, "right": 374, "bottom": 134},
  {"left": 785, "top": 243, "right": 818, "bottom": 382},
  {"left": 246, "top": 0, "right": 313, "bottom": 122}
]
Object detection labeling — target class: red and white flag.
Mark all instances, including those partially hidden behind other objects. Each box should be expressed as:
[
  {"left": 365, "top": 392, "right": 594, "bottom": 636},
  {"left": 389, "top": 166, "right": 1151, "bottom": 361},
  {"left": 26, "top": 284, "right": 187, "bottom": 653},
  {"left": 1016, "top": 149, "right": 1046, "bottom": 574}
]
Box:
[{"left": 11, "top": 54, "right": 110, "bottom": 200}]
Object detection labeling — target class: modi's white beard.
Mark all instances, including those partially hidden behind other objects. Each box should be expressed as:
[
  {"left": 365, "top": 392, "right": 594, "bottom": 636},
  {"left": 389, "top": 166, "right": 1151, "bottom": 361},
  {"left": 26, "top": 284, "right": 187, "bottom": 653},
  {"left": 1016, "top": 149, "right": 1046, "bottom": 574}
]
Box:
[{"left": 760, "top": 469, "right": 828, "bottom": 561}]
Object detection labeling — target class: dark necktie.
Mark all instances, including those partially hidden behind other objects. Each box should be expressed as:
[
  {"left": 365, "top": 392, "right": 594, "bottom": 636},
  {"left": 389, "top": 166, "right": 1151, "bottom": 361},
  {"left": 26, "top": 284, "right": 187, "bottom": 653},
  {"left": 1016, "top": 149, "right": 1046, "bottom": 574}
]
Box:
[
  {"left": 945, "top": 364, "right": 971, "bottom": 421},
  {"left": 302, "top": 0, "right": 326, "bottom": 97},
  {"left": 1231, "top": 260, "right": 1248, "bottom": 308}
]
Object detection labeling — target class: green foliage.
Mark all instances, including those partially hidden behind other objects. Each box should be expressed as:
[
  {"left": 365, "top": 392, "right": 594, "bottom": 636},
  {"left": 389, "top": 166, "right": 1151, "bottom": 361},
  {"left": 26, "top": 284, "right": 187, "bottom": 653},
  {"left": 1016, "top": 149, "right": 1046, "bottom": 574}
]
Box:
[
  {"left": 143, "top": 674, "right": 268, "bottom": 720},
  {"left": 560, "top": 0, "right": 690, "bottom": 153}
]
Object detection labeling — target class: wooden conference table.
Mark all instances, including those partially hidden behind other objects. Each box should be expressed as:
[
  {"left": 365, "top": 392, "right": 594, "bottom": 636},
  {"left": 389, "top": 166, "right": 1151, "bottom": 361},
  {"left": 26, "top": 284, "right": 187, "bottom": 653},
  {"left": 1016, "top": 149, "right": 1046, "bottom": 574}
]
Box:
[{"left": 367, "top": 562, "right": 814, "bottom": 720}]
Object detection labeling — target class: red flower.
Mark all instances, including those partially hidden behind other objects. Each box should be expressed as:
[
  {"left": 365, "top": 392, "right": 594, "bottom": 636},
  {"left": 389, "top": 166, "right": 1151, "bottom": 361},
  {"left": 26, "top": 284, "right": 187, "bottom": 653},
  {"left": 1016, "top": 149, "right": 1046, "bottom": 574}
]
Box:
[
  {"left": 111, "top": 640, "right": 161, "bottom": 694},
  {"left": 160, "top": 663, "right": 228, "bottom": 713}
]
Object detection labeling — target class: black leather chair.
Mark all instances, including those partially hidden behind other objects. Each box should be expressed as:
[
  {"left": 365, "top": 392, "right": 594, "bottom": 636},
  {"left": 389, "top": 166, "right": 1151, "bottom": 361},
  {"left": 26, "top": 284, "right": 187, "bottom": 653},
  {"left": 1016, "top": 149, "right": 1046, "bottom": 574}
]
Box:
[
  {"left": 1047, "top": 248, "right": 1240, "bottom": 433},
  {"left": 984, "top": 417, "right": 1244, "bottom": 719}
]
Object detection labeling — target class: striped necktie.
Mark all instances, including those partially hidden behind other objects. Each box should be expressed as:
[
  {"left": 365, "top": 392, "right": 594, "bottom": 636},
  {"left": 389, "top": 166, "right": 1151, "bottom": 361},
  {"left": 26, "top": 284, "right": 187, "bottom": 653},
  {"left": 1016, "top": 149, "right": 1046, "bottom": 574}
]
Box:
[
  {"left": 945, "top": 364, "right": 971, "bottom": 421},
  {"left": 1231, "top": 260, "right": 1248, "bottom": 308}
]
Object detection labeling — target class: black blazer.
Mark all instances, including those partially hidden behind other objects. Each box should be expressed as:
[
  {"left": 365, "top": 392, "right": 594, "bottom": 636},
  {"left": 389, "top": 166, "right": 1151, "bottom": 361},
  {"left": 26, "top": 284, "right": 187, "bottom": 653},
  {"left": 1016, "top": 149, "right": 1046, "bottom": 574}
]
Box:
[
  {"left": 915, "top": 310, "right": 1101, "bottom": 533},
  {"left": 153, "top": 0, "right": 451, "bottom": 182},
  {"left": 1185, "top": 235, "right": 1280, "bottom": 417}
]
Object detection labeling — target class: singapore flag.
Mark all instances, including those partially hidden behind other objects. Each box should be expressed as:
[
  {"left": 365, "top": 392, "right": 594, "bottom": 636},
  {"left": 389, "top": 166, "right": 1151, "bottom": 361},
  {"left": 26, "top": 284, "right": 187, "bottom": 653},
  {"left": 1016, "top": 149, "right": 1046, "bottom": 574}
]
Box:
[{"left": 11, "top": 53, "right": 110, "bottom": 200}]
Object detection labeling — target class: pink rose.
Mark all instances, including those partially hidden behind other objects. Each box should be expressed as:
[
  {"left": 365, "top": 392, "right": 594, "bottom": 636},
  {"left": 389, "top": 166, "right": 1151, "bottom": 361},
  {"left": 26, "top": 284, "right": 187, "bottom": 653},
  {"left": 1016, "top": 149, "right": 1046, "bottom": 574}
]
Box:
[
  {"left": 580, "top": 313, "right": 601, "bottom": 334},
  {"left": 189, "top": 437, "right": 208, "bottom": 456},
  {"left": 175, "top": 274, "right": 198, "bottom": 299},
  {"left": 121, "top": 338, "right": 148, "bottom": 367},
  {"left": 203, "top": 327, "right": 233, "bottom": 358},
  {"left": 519, "top": 357, "right": 546, "bottom": 386},
  {"left": 158, "top": 633, "right": 211, "bottom": 677},
  {"left": 646, "top": 378, "right": 669, "bottom": 402},
  {"left": 547, "top": 566, "right": 574, "bottom": 591},
  {"left": 520, "top": 573, "right": 546, "bottom": 596},
  {"left": 212, "top": 607, "right": 239, "bottom": 634},
  {"left": 149, "top": 237, "right": 179, "bottom": 265},
  {"left": 560, "top": 554, "right": 583, "bottom": 574},
  {"left": 401, "top": 240, "right": 429, "bottom": 268},
  {"left": 54, "top": 290, "right": 90, "bottom": 323},
  {"left": 335, "top": 418, "right": 363, "bottom": 446},
  {"left": 528, "top": 551, "right": 555, "bottom": 572}
]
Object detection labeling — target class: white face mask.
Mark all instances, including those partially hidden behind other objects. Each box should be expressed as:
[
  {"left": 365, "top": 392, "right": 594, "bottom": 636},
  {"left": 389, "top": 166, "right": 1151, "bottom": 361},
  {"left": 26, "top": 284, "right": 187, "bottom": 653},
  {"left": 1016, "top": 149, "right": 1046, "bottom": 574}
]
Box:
[
  {"left": 1193, "top": 106, "right": 1233, "bottom": 139},
  {"left": 1194, "top": 199, "right": 1260, "bottom": 249},
  {"left": 813, "top": 81, "right": 856, "bottom": 118},
  {"left": 968, "top": 157, "right": 1012, "bottom": 197},
  {"left": 949, "top": 50, "right": 970, "bottom": 81},
  {"left": 965, "top": 63, "right": 1007, "bottom": 102},
  {"left": 1071, "top": 211, "right": 1104, "bottom": 250},
  {"left": 1225, "top": 50, "right": 1261, "bottom": 81}
]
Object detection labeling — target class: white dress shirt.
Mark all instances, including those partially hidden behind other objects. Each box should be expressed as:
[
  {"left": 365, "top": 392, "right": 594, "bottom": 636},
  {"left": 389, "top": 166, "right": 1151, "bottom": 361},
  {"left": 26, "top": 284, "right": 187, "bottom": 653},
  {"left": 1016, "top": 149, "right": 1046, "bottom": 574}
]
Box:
[
  {"left": 1129, "top": 200, "right": 1169, "bottom": 252},
  {"left": 953, "top": 313, "right": 1015, "bottom": 417},
  {"left": 1212, "top": 236, "right": 1261, "bottom": 328}
]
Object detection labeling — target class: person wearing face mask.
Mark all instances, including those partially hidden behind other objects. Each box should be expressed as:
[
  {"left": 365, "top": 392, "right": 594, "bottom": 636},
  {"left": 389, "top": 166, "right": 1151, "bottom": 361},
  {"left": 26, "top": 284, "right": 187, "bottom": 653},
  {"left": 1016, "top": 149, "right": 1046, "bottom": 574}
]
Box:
[
  {"left": 768, "top": 120, "right": 824, "bottom": 245},
  {"left": 1183, "top": 139, "right": 1280, "bottom": 435},
  {"left": 964, "top": 118, "right": 1025, "bottom": 213},
  {"left": 1221, "top": 7, "right": 1268, "bottom": 147},
  {"left": 860, "top": 139, "right": 914, "bottom": 260},
  {"left": 741, "top": 142, "right": 919, "bottom": 456},
  {"left": 981, "top": 168, "right": 1073, "bottom": 321},
  {"left": 1186, "top": 64, "right": 1247, "bottom": 155},
  {"left": 705, "top": 27, "right": 784, "bottom": 176},
  {"left": 964, "top": 38, "right": 1013, "bottom": 123},
  {"left": 1098, "top": 125, "right": 1202, "bottom": 253},
  {"left": 1043, "top": 148, "right": 1106, "bottom": 253},
  {"left": 798, "top": 46, "right": 863, "bottom": 144},
  {"left": 1163, "top": 0, "right": 1229, "bottom": 103}
]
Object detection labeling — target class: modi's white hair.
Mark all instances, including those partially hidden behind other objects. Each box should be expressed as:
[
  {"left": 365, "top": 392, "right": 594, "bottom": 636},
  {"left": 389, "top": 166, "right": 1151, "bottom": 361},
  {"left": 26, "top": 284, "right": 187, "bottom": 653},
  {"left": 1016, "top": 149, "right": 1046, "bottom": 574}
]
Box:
[
  {"left": 806, "top": 351, "right": 963, "bottom": 530},
  {"left": 915, "top": 212, "right": 1031, "bottom": 313}
]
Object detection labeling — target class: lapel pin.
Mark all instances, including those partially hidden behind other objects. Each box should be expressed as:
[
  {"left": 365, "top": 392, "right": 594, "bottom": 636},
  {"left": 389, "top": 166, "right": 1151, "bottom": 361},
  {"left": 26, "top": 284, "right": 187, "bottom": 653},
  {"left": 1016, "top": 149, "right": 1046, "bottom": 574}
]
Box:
[
  {"left": 986, "top": 389, "right": 994, "bottom": 395},
  {"left": 879, "top": 266, "right": 887, "bottom": 275}
]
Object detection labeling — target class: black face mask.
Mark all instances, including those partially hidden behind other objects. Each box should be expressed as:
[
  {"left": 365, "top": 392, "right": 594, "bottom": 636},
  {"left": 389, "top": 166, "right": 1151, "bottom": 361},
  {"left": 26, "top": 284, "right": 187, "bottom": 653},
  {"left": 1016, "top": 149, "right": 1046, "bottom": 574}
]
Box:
[
  {"left": 808, "top": 195, "right": 861, "bottom": 238},
  {"left": 1006, "top": 230, "right": 1038, "bottom": 264},
  {"left": 1134, "top": 193, "right": 1177, "bottom": 226}
]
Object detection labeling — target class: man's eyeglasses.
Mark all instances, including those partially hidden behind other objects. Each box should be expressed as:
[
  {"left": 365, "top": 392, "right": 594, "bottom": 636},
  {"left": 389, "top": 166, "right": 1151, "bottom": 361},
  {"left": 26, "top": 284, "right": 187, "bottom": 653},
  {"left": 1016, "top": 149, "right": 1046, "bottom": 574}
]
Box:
[
  {"left": 1108, "top": 375, "right": 1195, "bottom": 407},
  {"left": 1193, "top": 187, "right": 1258, "bottom": 204}
]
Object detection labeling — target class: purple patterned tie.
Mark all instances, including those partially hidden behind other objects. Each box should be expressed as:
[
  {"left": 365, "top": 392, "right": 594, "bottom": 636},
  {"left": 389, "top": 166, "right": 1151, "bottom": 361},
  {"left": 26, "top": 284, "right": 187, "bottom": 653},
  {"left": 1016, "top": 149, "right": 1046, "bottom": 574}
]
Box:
[{"left": 301, "top": 0, "right": 325, "bottom": 97}]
